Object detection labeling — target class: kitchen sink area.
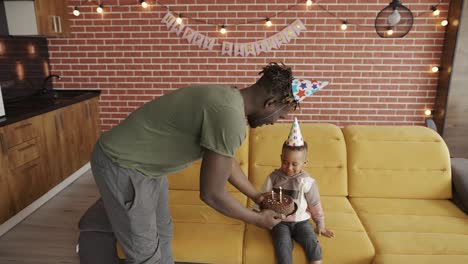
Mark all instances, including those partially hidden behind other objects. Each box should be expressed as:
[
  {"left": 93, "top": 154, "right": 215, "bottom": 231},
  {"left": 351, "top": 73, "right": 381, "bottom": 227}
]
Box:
[
  {"left": 0, "top": 89, "right": 100, "bottom": 127},
  {"left": 33, "top": 90, "right": 97, "bottom": 105},
  {"left": 44, "top": 90, "right": 95, "bottom": 99}
]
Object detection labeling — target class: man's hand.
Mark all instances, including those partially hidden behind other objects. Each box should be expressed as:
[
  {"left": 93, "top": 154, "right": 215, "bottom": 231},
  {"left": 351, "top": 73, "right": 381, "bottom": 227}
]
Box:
[
  {"left": 316, "top": 227, "right": 335, "bottom": 238},
  {"left": 255, "top": 209, "right": 283, "bottom": 230},
  {"left": 201, "top": 149, "right": 275, "bottom": 226},
  {"left": 253, "top": 192, "right": 267, "bottom": 205}
]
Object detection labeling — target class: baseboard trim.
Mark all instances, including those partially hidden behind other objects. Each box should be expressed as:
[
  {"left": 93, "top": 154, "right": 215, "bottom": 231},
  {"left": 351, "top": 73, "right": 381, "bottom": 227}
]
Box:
[{"left": 0, "top": 162, "right": 91, "bottom": 238}]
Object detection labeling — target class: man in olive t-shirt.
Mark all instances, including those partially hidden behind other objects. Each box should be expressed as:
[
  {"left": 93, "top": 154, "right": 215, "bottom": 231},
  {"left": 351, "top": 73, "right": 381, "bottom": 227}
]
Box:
[
  {"left": 88, "top": 63, "right": 298, "bottom": 264},
  {"left": 99, "top": 84, "right": 246, "bottom": 177}
]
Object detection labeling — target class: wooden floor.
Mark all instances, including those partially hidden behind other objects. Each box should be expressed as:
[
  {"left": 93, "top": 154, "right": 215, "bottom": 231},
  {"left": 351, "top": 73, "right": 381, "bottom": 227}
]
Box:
[{"left": 0, "top": 170, "right": 100, "bottom": 264}]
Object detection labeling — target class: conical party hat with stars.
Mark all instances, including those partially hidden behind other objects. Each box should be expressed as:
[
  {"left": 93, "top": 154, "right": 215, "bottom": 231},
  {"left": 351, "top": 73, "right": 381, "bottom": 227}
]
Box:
[
  {"left": 291, "top": 78, "right": 329, "bottom": 103},
  {"left": 286, "top": 117, "right": 304, "bottom": 147}
]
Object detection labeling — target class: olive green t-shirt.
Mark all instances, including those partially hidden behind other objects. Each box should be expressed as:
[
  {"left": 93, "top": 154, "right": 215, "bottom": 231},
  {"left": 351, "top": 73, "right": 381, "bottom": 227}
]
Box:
[{"left": 98, "top": 84, "right": 246, "bottom": 177}]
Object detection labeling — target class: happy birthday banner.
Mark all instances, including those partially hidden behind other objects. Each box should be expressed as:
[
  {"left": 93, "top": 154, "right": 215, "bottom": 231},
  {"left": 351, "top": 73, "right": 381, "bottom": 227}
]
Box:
[{"left": 161, "top": 12, "right": 307, "bottom": 57}]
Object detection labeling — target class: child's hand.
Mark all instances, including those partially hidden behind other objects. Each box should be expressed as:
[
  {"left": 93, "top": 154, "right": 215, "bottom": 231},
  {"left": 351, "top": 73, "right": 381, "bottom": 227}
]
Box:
[{"left": 317, "top": 228, "right": 334, "bottom": 238}]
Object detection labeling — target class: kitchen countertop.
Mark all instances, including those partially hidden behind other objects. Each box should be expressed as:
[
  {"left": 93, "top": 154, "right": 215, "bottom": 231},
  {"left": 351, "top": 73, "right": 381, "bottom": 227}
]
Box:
[{"left": 0, "top": 89, "right": 101, "bottom": 128}]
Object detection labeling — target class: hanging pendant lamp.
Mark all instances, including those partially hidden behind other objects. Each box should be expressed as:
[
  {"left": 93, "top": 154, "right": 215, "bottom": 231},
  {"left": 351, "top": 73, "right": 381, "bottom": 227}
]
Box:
[{"left": 375, "top": 0, "right": 414, "bottom": 38}]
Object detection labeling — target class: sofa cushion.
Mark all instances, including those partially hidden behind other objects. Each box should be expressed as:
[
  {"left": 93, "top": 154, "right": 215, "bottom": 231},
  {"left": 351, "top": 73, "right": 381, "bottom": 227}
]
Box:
[
  {"left": 169, "top": 190, "right": 247, "bottom": 224},
  {"left": 350, "top": 198, "right": 468, "bottom": 263},
  {"left": 372, "top": 255, "right": 468, "bottom": 264},
  {"left": 343, "top": 125, "right": 451, "bottom": 199},
  {"left": 249, "top": 123, "right": 348, "bottom": 196},
  {"left": 168, "top": 129, "right": 249, "bottom": 191},
  {"left": 243, "top": 197, "right": 374, "bottom": 264},
  {"left": 168, "top": 190, "right": 246, "bottom": 264},
  {"left": 117, "top": 222, "right": 245, "bottom": 264},
  {"left": 173, "top": 223, "right": 245, "bottom": 264},
  {"left": 116, "top": 190, "right": 247, "bottom": 262}
]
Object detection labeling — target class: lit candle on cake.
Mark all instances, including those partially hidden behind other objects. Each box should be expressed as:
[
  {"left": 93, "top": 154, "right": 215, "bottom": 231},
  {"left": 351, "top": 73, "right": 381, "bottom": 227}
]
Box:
[
  {"left": 279, "top": 187, "right": 282, "bottom": 201},
  {"left": 271, "top": 190, "right": 274, "bottom": 200}
]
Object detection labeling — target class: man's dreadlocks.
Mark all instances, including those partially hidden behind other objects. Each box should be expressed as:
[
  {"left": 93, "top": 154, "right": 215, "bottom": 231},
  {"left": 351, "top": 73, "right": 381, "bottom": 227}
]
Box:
[{"left": 256, "top": 62, "right": 297, "bottom": 108}]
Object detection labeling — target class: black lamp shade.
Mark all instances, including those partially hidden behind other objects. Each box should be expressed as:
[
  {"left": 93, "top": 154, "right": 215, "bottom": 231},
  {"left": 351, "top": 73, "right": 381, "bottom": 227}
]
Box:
[{"left": 375, "top": 0, "right": 414, "bottom": 38}]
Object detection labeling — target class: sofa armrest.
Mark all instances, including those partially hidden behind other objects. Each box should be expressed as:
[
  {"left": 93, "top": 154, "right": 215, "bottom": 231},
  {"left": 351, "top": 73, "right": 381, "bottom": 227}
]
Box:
[{"left": 451, "top": 158, "right": 468, "bottom": 215}]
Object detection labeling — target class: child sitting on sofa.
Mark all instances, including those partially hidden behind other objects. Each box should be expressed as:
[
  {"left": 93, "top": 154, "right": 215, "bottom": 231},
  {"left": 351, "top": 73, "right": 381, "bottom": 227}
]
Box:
[{"left": 259, "top": 118, "right": 334, "bottom": 264}]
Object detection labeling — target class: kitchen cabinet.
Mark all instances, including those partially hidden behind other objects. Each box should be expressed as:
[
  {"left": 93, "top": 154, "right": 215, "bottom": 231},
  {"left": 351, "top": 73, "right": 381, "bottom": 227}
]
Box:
[
  {"left": 42, "top": 104, "right": 81, "bottom": 187},
  {"left": 79, "top": 98, "right": 101, "bottom": 166},
  {"left": 7, "top": 155, "right": 48, "bottom": 212},
  {"left": 0, "top": 128, "right": 15, "bottom": 224},
  {"left": 34, "top": 0, "right": 71, "bottom": 37},
  {"left": 0, "top": 97, "right": 100, "bottom": 224},
  {"left": 3, "top": 117, "right": 42, "bottom": 151},
  {"left": 42, "top": 99, "right": 101, "bottom": 188},
  {"left": 57, "top": 103, "right": 83, "bottom": 178},
  {"left": 42, "top": 110, "right": 68, "bottom": 188},
  {"left": 1, "top": 116, "right": 49, "bottom": 214}
]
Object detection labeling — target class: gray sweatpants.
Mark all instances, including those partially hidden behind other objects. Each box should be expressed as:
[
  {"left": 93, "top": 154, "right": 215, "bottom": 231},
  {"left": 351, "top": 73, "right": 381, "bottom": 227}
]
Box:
[{"left": 91, "top": 144, "right": 174, "bottom": 264}]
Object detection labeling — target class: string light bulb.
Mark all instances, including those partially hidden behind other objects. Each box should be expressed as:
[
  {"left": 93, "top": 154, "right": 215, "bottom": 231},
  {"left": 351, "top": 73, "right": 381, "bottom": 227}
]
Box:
[
  {"left": 431, "top": 66, "right": 439, "bottom": 72},
  {"left": 386, "top": 27, "right": 394, "bottom": 36},
  {"left": 176, "top": 15, "right": 182, "bottom": 24},
  {"left": 74, "top": 1, "right": 444, "bottom": 39},
  {"left": 220, "top": 24, "right": 227, "bottom": 34},
  {"left": 73, "top": 6, "right": 80, "bottom": 16},
  {"left": 424, "top": 109, "right": 432, "bottom": 116},
  {"left": 341, "top": 21, "right": 348, "bottom": 30},
  {"left": 96, "top": 4, "right": 103, "bottom": 14},
  {"left": 387, "top": 9, "right": 401, "bottom": 26}
]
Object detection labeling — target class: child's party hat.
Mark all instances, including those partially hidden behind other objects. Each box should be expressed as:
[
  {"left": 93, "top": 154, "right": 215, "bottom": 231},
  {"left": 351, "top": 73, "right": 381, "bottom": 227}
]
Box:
[
  {"left": 286, "top": 117, "right": 304, "bottom": 147},
  {"left": 291, "top": 78, "right": 329, "bottom": 103}
]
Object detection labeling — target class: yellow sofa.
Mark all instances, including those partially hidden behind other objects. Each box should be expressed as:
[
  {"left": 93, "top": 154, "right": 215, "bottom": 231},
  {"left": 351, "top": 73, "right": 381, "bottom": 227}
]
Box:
[
  {"left": 344, "top": 126, "right": 468, "bottom": 264},
  {"left": 117, "top": 124, "right": 468, "bottom": 263}
]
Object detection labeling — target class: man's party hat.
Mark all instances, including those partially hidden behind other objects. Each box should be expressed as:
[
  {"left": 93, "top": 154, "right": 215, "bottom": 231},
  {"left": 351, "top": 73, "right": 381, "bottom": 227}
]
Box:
[
  {"left": 291, "top": 78, "right": 329, "bottom": 103},
  {"left": 286, "top": 117, "right": 304, "bottom": 147}
]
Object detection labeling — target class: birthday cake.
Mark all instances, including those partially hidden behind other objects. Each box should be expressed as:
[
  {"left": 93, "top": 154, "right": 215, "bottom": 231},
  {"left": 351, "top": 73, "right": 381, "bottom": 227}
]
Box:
[{"left": 260, "top": 192, "right": 295, "bottom": 216}]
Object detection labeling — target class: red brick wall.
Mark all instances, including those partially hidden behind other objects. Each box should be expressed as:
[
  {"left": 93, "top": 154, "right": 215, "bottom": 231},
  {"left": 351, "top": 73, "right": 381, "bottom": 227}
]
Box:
[{"left": 48, "top": 0, "right": 448, "bottom": 131}]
